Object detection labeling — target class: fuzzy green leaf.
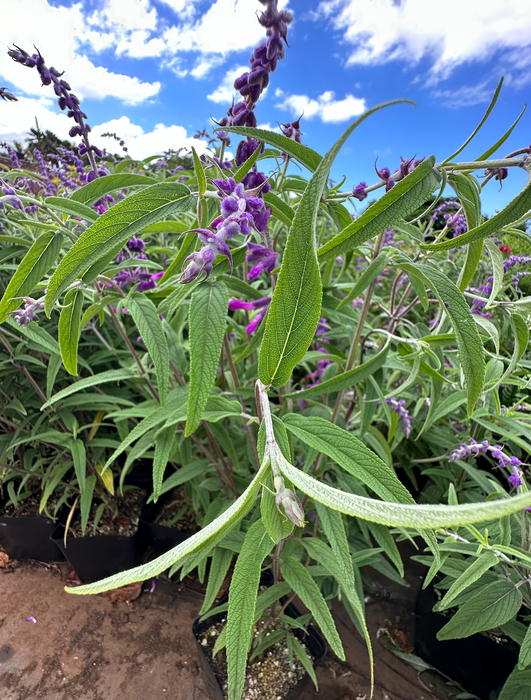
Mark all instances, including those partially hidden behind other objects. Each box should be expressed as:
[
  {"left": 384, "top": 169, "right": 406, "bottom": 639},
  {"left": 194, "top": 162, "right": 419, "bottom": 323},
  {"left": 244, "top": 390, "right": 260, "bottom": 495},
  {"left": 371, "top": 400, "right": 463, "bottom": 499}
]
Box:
[
  {"left": 46, "top": 183, "right": 193, "bottom": 314},
  {"left": 336, "top": 253, "right": 388, "bottom": 309},
  {"left": 226, "top": 520, "right": 274, "bottom": 700},
  {"left": 152, "top": 426, "right": 176, "bottom": 502},
  {"left": 0, "top": 230, "right": 63, "bottom": 323},
  {"left": 200, "top": 547, "right": 233, "bottom": 615},
  {"left": 317, "top": 157, "right": 439, "bottom": 263},
  {"left": 69, "top": 173, "right": 157, "bottom": 204},
  {"left": 499, "top": 667, "right": 531, "bottom": 700},
  {"left": 185, "top": 281, "right": 229, "bottom": 436},
  {"left": 281, "top": 556, "right": 345, "bottom": 660},
  {"left": 437, "top": 580, "right": 522, "bottom": 640},
  {"left": 58, "top": 288, "right": 84, "bottom": 376},
  {"left": 191, "top": 147, "right": 206, "bottom": 196},
  {"left": 41, "top": 369, "right": 136, "bottom": 409},
  {"left": 125, "top": 293, "right": 170, "bottom": 404},
  {"left": 436, "top": 551, "right": 499, "bottom": 611},
  {"left": 44, "top": 196, "right": 98, "bottom": 222}
]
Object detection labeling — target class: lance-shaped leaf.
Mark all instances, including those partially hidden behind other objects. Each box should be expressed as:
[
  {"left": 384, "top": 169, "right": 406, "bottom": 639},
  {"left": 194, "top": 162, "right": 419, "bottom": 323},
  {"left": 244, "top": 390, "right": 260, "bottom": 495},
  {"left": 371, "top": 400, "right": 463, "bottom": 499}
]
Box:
[
  {"left": 226, "top": 520, "right": 274, "bottom": 700},
  {"left": 0, "top": 230, "right": 63, "bottom": 323},
  {"left": 259, "top": 101, "right": 412, "bottom": 388},
  {"left": 58, "top": 287, "right": 84, "bottom": 375},
  {"left": 152, "top": 426, "right": 176, "bottom": 502},
  {"left": 44, "top": 196, "right": 98, "bottom": 222},
  {"left": 41, "top": 369, "right": 136, "bottom": 409},
  {"left": 69, "top": 173, "right": 157, "bottom": 204},
  {"left": 336, "top": 253, "right": 388, "bottom": 309},
  {"left": 5, "top": 316, "right": 60, "bottom": 356},
  {"left": 317, "top": 157, "right": 439, "bottom": 264},
  {"left": 436, "top": 551, "right": 499, "bottom": 611},
  {"left": 191, "top": 147, "right": 206, "bottom": 196},
  {"left": 65, "top": 457, "right": 270, "bottom": 595},
  {"left": 421, "top": 173, "right": 531, "bottom": 252},
  {"left": 285, "top": 343, "right": 389, "bottom": 400},
  {"left": 281, "top": 556, "right": 345, "bottom": 660},
  {"left": 185, "top": 281, "right": 229, "bottom": 436},
  {"left": 437, "top": 580, "right": 522, "bottom": 640},
  {"left": 278, "top": 458, "right": 531, "bottom": 528},
  {"left": 124, "top": 293, "right": 169, "bottom": 404},
  {"left": 45, "top": 182, "right": 193, "bottom": 314},
  {"left": 398, "top": 262, "right": 485, "bottom": 415},
  {"left": 200, "top": 547, "right": 233, "bottom": 615},
  {"left": 70, "top": 438, "right": 87, "bottom": 495},
  {"left": 283, "top": 414, "right": 413, "bottom": 504},
  {"left": 484, "top": 239, "right": 505, "bottom": 308}
]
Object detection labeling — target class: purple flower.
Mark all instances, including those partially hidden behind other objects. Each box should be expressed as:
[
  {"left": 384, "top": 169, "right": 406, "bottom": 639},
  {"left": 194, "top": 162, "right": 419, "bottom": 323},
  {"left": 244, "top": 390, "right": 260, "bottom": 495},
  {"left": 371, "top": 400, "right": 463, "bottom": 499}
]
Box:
[
  {"left": 246, "top": 242, "right": 278, "bottom": 280},
  {"left": 229, "top": 296, "right": 271, "bottom": 311},
  {"left": 352, "top": 182, "right": 367, "bottom": 201},
  {"left": 280, "top": 117, "right": 303, "bottom": 144},
  {"left": 12, "top": 298, "right": 45, "bottom": 326},
  {"left": 0, "top": 87, "right": 17, "bottom": 102},
  {"left": 509, "top": 468, "right": 523, "bottom": 488},
  {"left": 126, "top": 236, "right": 145, "bottom": 253},
  {"left": 386, "top": 398, "right": 413, "bottom": 438},
  {"left": 235, "top": 138, "right": 263, "bottom": 167},
  {"left": 25, "top": 616, "right": 37, "bottom": 623},
  {"left": 246, "top": 309, "right": 267, "bottom": 334}
]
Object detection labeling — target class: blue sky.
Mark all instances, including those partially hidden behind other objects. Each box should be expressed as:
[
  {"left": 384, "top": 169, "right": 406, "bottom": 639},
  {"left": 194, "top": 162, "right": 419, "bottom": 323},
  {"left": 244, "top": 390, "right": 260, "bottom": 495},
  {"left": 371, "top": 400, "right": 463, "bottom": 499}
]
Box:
[{"left": 1, "top": 0, "right": 531, "bottom": 213}]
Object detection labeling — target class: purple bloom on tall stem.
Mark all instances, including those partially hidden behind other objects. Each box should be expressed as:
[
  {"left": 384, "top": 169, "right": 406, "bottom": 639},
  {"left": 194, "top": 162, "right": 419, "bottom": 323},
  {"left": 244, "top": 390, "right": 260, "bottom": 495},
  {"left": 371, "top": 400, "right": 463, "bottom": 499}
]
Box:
[
  {"left": 12, "top": 298, "right": 45, "bottom": 326},
  {"left": 352, "top": 182, "right": 367, "bottom": 201},
  {"left": 246, "top": 242, "right": 278, "bottom": 280},
  {"left": 229, "top": 296, "right": 271, "bottom": 334},
  {"left": 386, "top": 398, "right": 413, "bottom": 438},
  {"left": 509, "top": 468, "right": 523, "bottom": 488}
]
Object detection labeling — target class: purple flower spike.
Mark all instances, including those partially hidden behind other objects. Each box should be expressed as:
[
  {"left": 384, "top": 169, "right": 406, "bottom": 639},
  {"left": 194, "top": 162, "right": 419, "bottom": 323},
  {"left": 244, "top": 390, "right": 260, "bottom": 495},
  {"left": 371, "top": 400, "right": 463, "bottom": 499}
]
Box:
[
  {"left": 246, "top": 309, "right": 267, "bottom": 334},
  {"left": 509, "top": 468, "right": 523, "bottom": 488},
  {"left": 386, "top": 398, "right": 413, "bottom": 438},
  {"left": 0, "top": 87, "right": 17, "bottom": 102},
  {"left": 12, "top": 298, "right": 45, "bottom": 326}
]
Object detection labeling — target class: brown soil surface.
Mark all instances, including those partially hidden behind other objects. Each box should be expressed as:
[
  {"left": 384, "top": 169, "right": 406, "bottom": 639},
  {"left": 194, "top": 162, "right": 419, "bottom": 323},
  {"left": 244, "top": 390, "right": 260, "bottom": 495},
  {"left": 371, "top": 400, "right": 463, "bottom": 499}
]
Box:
[{"left": 0, "top": 542, "right": 453, "bottom": 700}]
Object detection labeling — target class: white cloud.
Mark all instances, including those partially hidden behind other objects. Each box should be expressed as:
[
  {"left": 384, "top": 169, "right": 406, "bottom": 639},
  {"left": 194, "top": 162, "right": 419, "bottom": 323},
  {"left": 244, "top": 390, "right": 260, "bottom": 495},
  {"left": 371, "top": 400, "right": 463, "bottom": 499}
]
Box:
[
  {"left": 275, "top": 89, "right": 367, "bottom": 123},
  {"left": 90, "top": 116, "right": 213, "bottom": 160},
  {"left": 0, "top": 0, "right": 160, "bottom": 103},
  {"left": 318, "top": 0, "right": 531, "bottom": 82},
  {"left": 0, "top": 95, "right": 74, "bottom": 144},
  {"left": 432, "top": 82, "right": 494, "bottom": 109},
  {"left": 207, "top": 65, "right": 248, "bottom": 104}
]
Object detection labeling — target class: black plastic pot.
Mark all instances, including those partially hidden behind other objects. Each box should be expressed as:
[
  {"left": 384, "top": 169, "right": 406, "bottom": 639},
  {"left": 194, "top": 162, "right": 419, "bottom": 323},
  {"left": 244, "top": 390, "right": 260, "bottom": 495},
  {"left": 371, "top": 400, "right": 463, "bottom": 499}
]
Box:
[
  {"left": 415, "top": 583, "right": 518, "bottom": 699},
  {"left": 0, "top": 508, "right": 65, "bottom": 562},
  {"left": 193, "top": 574, "right": 327, "bottom": 700}
]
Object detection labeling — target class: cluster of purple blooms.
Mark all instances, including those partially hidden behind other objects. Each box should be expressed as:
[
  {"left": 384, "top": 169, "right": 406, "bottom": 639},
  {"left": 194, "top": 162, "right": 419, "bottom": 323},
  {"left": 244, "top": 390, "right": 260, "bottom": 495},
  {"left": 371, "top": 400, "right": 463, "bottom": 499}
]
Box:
[
  {"left": 228, "top": 296, "right": 271, "bottom": 335},
  {"left": 112, "top": 237, "right": 163, "bottom": 292},
  {"left": 386, "top": 398, "right": 413, "bottom": 438},
  {"left": 470, "top": 250, "right": 531, "bottom": 317},
  {"left": 7, "top": 45, "right": 103, "bottom": 177},
  {"left": 352, "top": 156, "right": 425, "bottom": 202},
  {"left": 448, "top": 438, "right": 524, "bottom": 489},
  {"left": 246, "top": 242, "right": 278, "bottom": 281},
  {"left": 180, "top": 177, "right": 272, "bottom": 284},
  {"left": 12, "top": 297, "right": 45, "bottom": 326}
]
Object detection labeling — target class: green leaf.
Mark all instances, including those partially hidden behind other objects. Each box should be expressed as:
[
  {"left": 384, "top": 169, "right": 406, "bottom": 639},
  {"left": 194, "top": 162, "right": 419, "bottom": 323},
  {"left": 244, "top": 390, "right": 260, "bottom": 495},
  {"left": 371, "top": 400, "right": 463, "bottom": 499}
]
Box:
[
  {"left": 436, "top": 551, "right": 499, "bottom": 611},
  {"left": 281, "top": 556, "right": 345, "bottom": 660},
  {"left": 233, "top": 142, "right": 262, "bottom": 183},
  {"left": 398, "top": 262, "right": 485, "bottom": 415},
  {"left": 261, "top": 472, "right": 294, "bottom": 544},
  {"left": 336, "top": 253, "right": 388, "bottom": 309},
  {"left": 5, "top": 316, "right": 60, "bottom": 356},
  {"left": 200, "top": 547, "right": 233, "bottom": 615},
  {"left": 278, "top": 457, "right": 531, "bottom": 528},
  {"left": 69, "top": 173, "right": 157, "bottom": 204},
  {"left": 226, "top": 520, "right": 274, "bottom": 700},
  {"left": 259, "top": 102, "right": 411, "bottom": 388},
  {"left": 45, "top": 183, "right": 193, "bottom": 314},
  {"left": 317, "top": 157, "right": 440, "bottom": 263},
  {"left": 152, "top": 426, "right": 176, "bottom": 501},
  {"left": 484, "top": 239, "right": 505, "bottom": 308},
  {"left": 58, "top": 288, "right": 84, "bottom": 376},
  {"left": 286, "top": 343, "right": 389, "bottom": 400},
  {"left": 441, "top": 78, "right": 504, "bottom": 164},
  {"left": 421, "top": 174, "right": 531, "bottom": 252},
  {"left": 70, "top": 438, "right": 87, "bottom": 495},
  {"left": 80, "top": 475, "right": 97, "bottom": 535},
  {"left": 0, "top": 230, "right": 63, "bottom": 323},
  {"left": 518, "top": 625, "right": 531, "bottom": 670},
  {"left": 498, "top": 667, "right": 531, "bottom": 700},
  {"left": 291, "top": 636, "right": 318, "bottom": 690},
  {"left": 217, "top": 126, "right": 323, "bottom": 172},
  {"left": 191, "top": 147, "right": 206, "bottom": 196},
  {"left": 437, "top": 580, "right": 522, "bottom": 640},
  {"left": 282, "top": 414, "right": 414, "bottom": 504},
  {"left": 41, "top": 369, "right": 136, "bottom": 409},
  {"left": 44, "top": 196, "right": 98, "bottom": 222},
  {"left": 475, "top": 103, "right": 527, "bottom": 161},
  {"left": 66, "top": 458, "right": 271, "bottom": 595},
  {"left": 185, "top": 281, "right": 229, "bottom": 436},
  {"left": 124, "top": 293, "right": 169, "bottom": 404},
  {"left": 263, "top": 192, "right": 294, "bottom": 226}
]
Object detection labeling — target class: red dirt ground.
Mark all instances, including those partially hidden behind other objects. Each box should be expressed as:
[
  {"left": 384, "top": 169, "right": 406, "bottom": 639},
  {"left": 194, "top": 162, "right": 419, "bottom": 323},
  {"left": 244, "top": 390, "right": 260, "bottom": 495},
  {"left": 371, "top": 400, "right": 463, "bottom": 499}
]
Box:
[{"left": 0, "top": 545, "right": 451, "bottom": 700}]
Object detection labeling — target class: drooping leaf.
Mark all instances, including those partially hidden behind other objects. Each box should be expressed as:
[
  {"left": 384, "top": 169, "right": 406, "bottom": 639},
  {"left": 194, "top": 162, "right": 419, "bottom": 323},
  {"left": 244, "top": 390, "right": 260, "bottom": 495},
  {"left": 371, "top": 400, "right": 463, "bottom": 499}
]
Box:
[
  {"left": 80, "top": 475, "right": 97, "bottom": 535},
  {"left": 58, "top": 288, "right": 84, "bottom": 376},
  {"left": 261, "top": 472, "right": 294, "bottom": 544},
  {"left": 124, "top": 293, "right": 170, "bottom": 404},
  {"left": 152, "top": 426, "right": 176, "bottom": 501},
  {"left": 191, "top": 147, "right": 207, "bottom": 196},
  {"left": 66, "top": 458, "right": 271, "bottom": 595},
  {"left": 0, "top": 230, "right": 63, "bottom": 323},
  {"left": 44, "top": 196, "right": 98, "bottom": 222},
  {"left": 436, "top": 551, "right": 499, "bottom": 611},
  {"left": 226, "top": 520, "right": 274, "bottom": 700},
  {"left": 317, "top": 157, "right": 440, "bottom": 263},
  {"left": 200, "top": 547, "right": 233, "bottom": 615},
  {"left": 278, "top": 458, "right": 531, "bottom": 528},
  {"left": 437, "top": 580, "right": 522, "bottom": 640},
  {"left": 5, "top": 316, "right": 60, "bottom": 356},
  {"left": 281, "top": 556, "right": 345, "bottom": 660},
  {"left": 484, "top": 239, "right": 505, "bottom": 308},
  {"left": 185, "top": 281, "right": 229, "bottom": 436},
  {"left": 45, "top": 183, "right": 193, "bottom": 314},
  {"left": 41, "top": 369, "right": 136, "bottom": 409}
]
